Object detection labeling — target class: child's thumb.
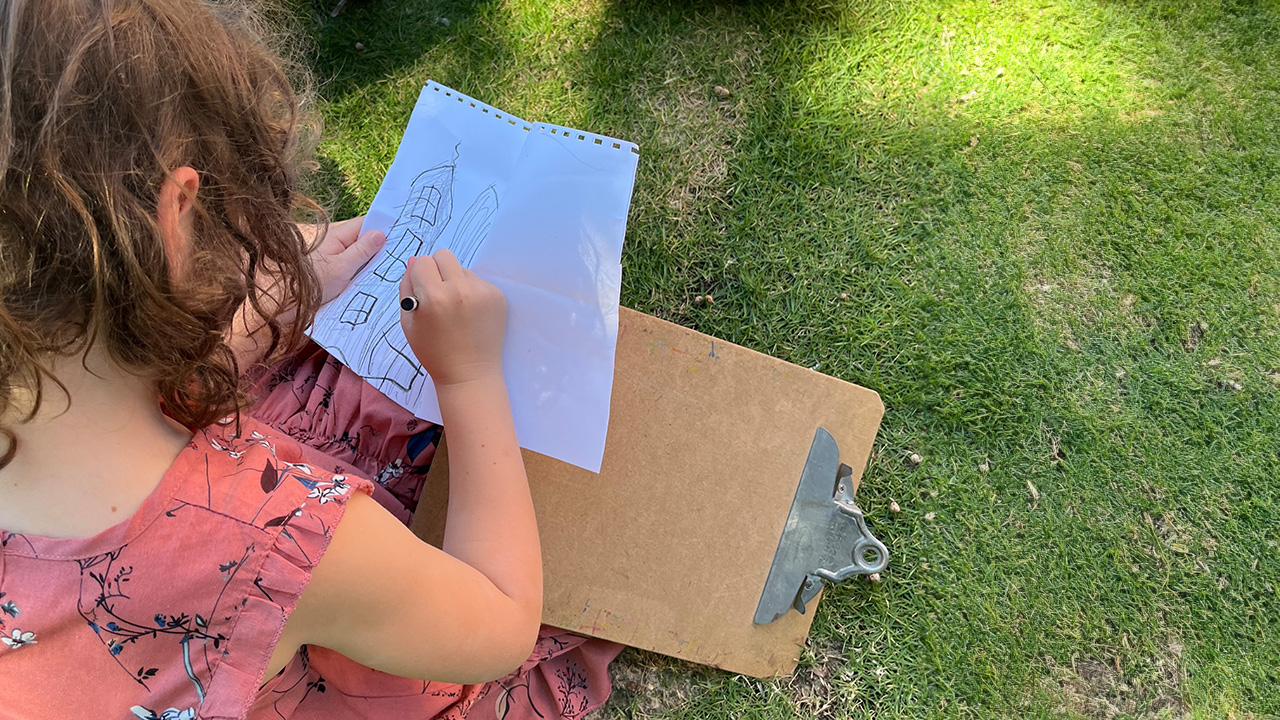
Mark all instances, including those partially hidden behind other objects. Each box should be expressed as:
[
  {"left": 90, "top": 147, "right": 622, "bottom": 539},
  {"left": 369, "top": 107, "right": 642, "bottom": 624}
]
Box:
[
  {"left": 347, "top": 230, "right": 386, "bottom": 266},
  {"left": 360, "top": 229, "right": 386, "bottom": 253}
]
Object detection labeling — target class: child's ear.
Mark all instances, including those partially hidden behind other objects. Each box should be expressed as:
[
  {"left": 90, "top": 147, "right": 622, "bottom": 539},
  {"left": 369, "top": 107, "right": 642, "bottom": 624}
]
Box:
[{"left": 156, "top": 166, "right": 200, "bottom": 284}]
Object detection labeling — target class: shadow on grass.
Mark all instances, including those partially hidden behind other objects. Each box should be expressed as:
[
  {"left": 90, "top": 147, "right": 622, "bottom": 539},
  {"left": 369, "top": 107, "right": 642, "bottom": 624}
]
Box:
[
  {"left": 299, "top": 0, "right": 503, "bottom": 100},
  {"left": 571, "top": 1, "right": 853, "bottom": 320},
  {"left": 309, "top": 154, "right": 366, "bottom": 219}
]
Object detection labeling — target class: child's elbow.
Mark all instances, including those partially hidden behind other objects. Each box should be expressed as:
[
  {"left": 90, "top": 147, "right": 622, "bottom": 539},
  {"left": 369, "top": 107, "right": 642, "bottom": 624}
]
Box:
[
  {"left": 457, "top": 606, "right": 542, "bottom": 684},
  {"left": 491, "top": 608, "right": 542, "bottom": 679}
]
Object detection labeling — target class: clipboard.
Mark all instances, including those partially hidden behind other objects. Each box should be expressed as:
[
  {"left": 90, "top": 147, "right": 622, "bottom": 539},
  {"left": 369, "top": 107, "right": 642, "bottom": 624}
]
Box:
[{"left": 409, "top": 308, "right": 885, "bottom": 677}]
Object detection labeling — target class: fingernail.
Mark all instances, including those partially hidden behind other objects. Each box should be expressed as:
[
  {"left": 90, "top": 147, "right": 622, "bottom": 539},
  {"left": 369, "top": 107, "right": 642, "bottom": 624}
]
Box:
[
  {"left": 369, "top": 230, "right": 386, "bottom": 244},
  {"left": 407, "top": 256, "right": 416, "bottom": 270}
]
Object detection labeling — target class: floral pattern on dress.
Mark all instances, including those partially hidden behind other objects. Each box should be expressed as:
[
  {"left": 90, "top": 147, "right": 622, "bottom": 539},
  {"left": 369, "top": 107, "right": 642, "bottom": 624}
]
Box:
[
  {"left": 130, "top": 706, "right": 195, "bottom": 720},
  {"left": 307, "top": 475, "right": 351, "bottom": 504},
  {"left": 76, "top": 540, "right": 234, "bottom": 699},
  {"left": 2, "top": 628, "right": 35, "bottom": 649},
  {"left": 0, "top": 592, "right": 31, "bottom": 650},
  {"left": 61, "top": 430, "right": 361, "bottom": 706}
]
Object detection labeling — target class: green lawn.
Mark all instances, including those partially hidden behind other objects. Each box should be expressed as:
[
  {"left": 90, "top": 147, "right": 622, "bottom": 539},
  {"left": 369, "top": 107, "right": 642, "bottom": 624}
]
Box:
[{"left": 299, "top": 0, "right": 1280, "bottom": 717}]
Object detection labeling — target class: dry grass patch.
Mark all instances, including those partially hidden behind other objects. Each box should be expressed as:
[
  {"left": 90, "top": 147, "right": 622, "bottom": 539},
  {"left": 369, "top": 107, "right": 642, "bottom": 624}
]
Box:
[{"left": 1046, "top": 637, "right": 1187, "bottom": 719}]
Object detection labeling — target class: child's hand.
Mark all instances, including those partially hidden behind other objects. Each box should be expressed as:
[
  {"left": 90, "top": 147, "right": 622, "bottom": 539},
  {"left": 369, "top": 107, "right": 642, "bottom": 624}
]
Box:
[
  {"left": 303, "top": 217, "right": 386, "bottom": 305},
  {"left": 399, "top": 249, "right": 507, "bottom": 387}
]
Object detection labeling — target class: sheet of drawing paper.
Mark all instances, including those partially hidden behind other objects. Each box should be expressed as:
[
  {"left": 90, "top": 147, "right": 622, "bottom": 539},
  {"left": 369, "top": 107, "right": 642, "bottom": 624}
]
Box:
[{"left": 308, "top": 81, "right": 639, "bottom": 472}]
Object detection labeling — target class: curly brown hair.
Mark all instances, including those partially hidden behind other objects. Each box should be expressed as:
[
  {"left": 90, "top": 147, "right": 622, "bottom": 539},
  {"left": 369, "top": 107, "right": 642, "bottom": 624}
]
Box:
[{"left": 0, "top": 0, "right": 325, "bottom": 467}]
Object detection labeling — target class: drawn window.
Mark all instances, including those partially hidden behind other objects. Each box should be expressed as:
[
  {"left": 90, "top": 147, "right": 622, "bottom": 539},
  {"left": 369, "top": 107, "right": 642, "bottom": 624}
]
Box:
[
  {"left": 365, "top": 329, "right": 424, "bottom": 393},
  {"left": 390, "top": 228, "right": 426, "bottom": 260},
  {"left": 408, "top": 186, "right": 443, "bottom": 227},
  {"left": 339, "top": 292, "right": 377, "bottom": 327},
  {"left": 373, "top": 254, "right": 406, "bottom": 282}
]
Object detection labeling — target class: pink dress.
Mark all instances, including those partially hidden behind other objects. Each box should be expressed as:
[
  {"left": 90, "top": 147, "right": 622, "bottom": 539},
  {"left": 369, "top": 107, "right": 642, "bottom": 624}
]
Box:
[{"left": 0, "top": 345, "right": 621, "bottom": 719}]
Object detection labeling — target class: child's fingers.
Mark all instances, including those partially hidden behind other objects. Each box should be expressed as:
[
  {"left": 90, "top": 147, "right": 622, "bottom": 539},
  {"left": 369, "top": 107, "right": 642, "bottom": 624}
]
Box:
[
  {"left": 410, "top": 254, "right": 443, "bottom": 286},
  {"left": 398, "top": 261, "right": 416, "bottom": 309},
  {"left": 433, "top": 248, "right": 464, "bottom": 281}
]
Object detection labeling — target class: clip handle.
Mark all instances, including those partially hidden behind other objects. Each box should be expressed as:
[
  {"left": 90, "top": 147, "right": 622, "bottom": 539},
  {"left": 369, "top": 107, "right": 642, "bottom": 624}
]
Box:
[{"left": 754, "top": 429, "right": 891, "bottom": 625}]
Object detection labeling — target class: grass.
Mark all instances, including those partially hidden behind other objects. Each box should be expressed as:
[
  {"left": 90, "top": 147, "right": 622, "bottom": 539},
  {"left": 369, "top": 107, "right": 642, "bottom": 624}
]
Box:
[{"left": 297, "top": 0, "right": 1280, "bottom": 717}]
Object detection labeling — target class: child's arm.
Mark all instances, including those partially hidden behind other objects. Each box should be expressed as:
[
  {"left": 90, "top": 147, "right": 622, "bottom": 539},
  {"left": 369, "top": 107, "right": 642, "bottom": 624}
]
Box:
[
  {"left": 268, "top": 249, "right": 542, "bottom": 684},
  {"left": 399, "top": 251, "right": 542, "bottom": 617}
]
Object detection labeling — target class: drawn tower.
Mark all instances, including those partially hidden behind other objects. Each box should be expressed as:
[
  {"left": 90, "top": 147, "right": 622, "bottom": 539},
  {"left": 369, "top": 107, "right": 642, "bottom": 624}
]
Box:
[
  {"left": 333, "top": 145, "right": 502, "bottom": 405},
  {"left": 338, "top": 160, "right": 456, "bottom": 397}
]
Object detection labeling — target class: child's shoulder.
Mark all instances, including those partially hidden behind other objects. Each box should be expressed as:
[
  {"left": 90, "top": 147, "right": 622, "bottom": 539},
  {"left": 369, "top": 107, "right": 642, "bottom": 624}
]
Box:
[{"left": 173, "top": 415, "right": 374, "bottom": 529}]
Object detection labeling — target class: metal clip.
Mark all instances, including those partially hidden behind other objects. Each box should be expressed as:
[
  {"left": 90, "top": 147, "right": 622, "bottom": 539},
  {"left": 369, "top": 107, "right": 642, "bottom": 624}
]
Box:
[{"left": 754, "top": 428, "right": 889, "bottom": 625}]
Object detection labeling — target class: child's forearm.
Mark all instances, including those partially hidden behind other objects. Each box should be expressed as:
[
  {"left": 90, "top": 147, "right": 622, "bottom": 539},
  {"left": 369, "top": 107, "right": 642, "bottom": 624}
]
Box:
[{"left": 436, "top": 374, "right": 542, "bottom": 616}]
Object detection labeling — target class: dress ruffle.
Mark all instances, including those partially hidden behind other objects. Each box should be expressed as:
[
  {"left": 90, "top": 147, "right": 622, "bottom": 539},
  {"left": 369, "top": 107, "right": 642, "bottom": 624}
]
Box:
[{"left": 198, "top": 433, "right": 374, "bottom": 719}]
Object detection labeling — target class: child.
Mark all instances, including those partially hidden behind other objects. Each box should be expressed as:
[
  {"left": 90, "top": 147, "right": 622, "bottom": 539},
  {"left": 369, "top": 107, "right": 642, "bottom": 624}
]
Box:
[{"left": 0, "top": 0, "right": 619, "bottom": 717}]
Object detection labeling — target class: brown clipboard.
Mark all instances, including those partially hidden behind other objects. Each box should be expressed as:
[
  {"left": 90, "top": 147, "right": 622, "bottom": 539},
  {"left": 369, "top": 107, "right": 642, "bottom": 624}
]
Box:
[{"left": 410, "top": 308, "right": 884, "bottom": 677}]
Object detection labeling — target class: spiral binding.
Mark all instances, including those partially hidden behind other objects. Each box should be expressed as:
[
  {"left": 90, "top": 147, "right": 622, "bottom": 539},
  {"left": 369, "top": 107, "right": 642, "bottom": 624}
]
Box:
[{"left": 428, "top": 82, "right": 640, "bottom": 155}]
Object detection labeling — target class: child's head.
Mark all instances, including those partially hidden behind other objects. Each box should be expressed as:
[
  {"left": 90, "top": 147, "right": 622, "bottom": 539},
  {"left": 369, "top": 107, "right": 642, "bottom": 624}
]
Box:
[{"left": 0, "top": 0, "right": 324, "bottom": 463}]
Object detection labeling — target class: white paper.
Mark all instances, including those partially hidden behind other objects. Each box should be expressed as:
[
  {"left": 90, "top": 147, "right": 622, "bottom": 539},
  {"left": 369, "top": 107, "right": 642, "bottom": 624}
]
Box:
[{"left": 309, "top": 82, "right": 639, "bottom": 473}]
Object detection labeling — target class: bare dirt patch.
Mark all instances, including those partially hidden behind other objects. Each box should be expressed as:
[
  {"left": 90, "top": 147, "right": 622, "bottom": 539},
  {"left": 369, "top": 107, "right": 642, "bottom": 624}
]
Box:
[
  {"left": 1119, "top": 107, "right": 1166, "bottom": 123},
  {"left": 1046, "top": 636, "right": 1187, "bottom": 719},
  {"left": 783, "top": 638, "right": 849, "bottom": 719},
  {"left": 588, "top": 648, "right": 707, "bottom": 719},
  {"left": 1014, "top": 225, "right": 1149, "bottom": 352}
]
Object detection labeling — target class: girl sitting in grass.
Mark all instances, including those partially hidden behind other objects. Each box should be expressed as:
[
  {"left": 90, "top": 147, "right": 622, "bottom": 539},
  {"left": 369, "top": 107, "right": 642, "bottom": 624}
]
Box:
[{"left": 0, "top": 0, "right": 618, "bottom": 716}]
